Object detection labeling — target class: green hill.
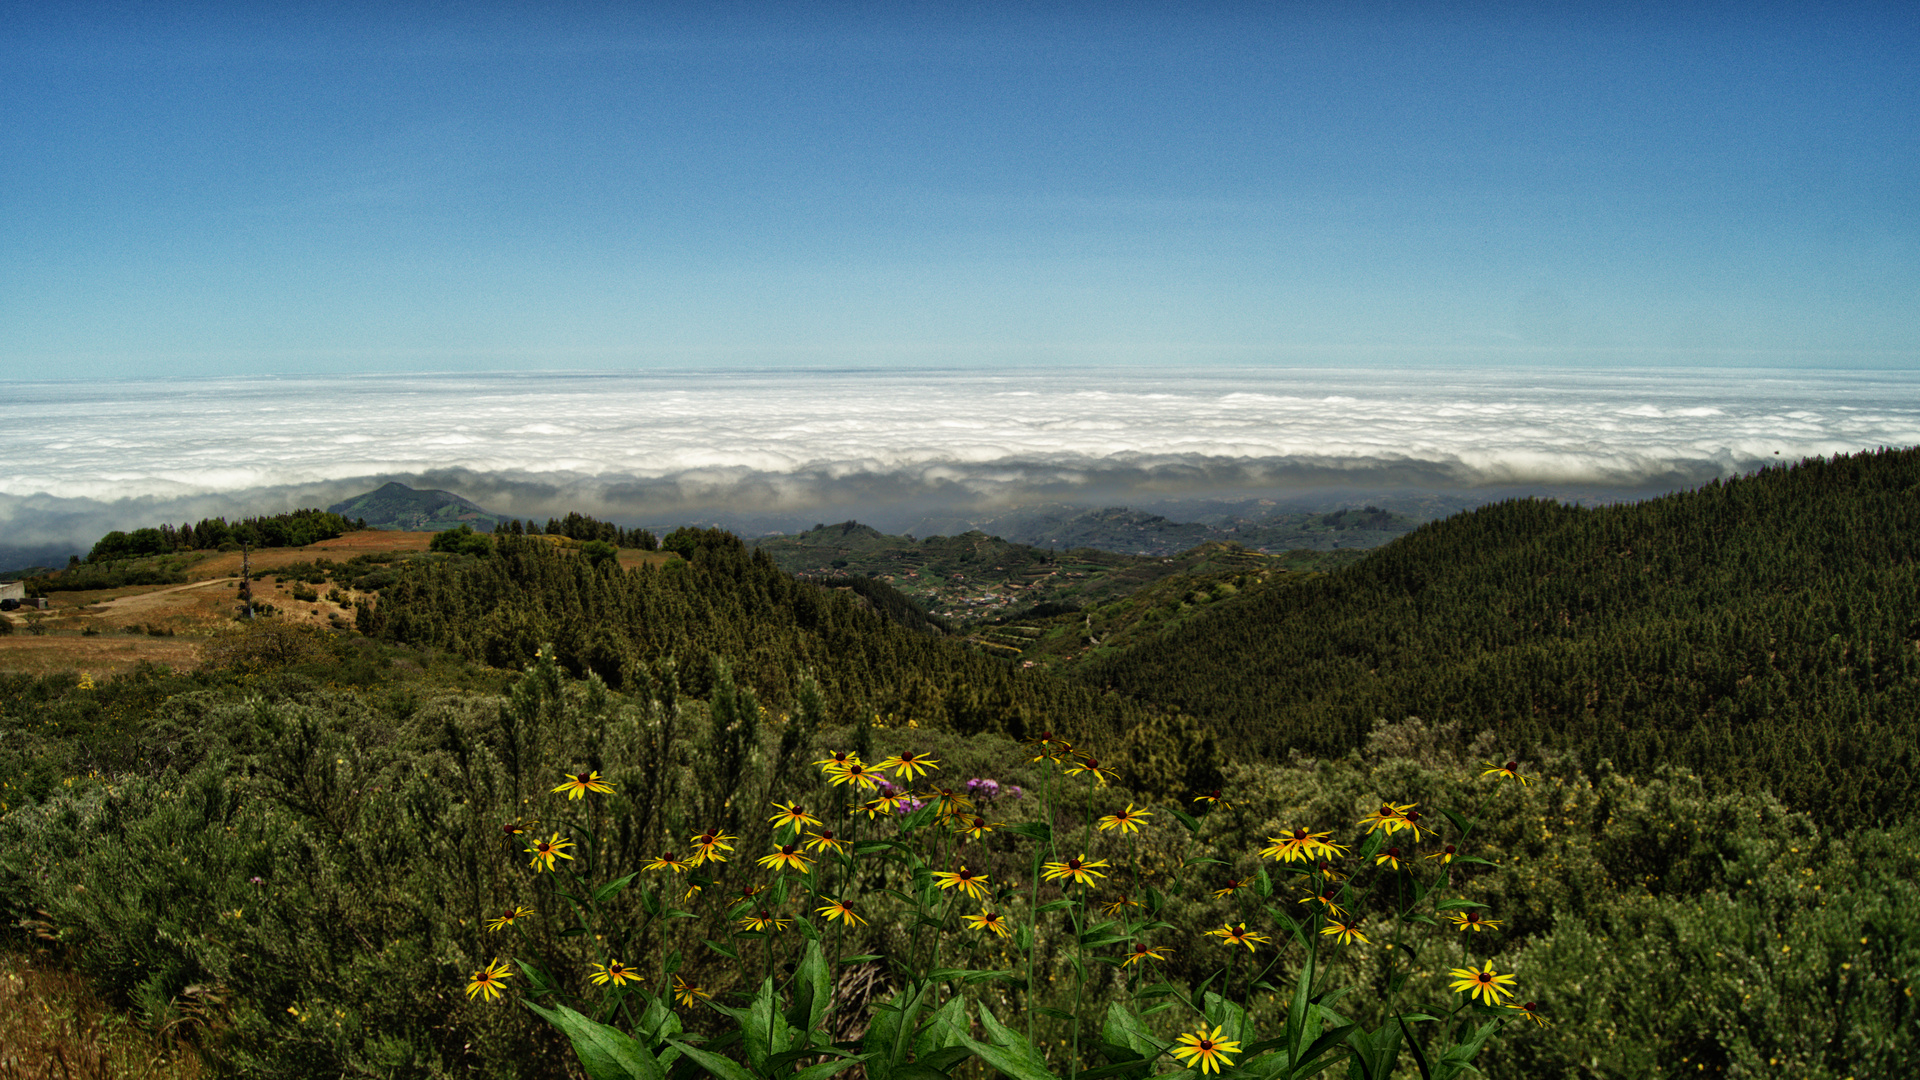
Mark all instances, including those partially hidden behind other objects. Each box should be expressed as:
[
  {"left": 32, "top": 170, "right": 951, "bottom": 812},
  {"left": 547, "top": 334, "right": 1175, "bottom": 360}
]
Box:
[
  {"left": 1073, "top": 447, "right": 1920, "bottom": 828},
  {"left": 327, "top": 481, "right": 502, "bottom": 531}
]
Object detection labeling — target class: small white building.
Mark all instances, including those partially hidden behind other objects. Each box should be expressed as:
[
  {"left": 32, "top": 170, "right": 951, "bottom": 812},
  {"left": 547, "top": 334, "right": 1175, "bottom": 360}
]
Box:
[{"left": 0, "top": 581, "right": 24, "bottom": 603}]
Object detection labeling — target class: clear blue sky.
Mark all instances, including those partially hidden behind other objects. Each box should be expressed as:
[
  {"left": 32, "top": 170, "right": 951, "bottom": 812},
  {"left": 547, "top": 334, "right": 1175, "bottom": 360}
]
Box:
[{"left": 3, "top": 1, "right": 1916, "bottom": 380}]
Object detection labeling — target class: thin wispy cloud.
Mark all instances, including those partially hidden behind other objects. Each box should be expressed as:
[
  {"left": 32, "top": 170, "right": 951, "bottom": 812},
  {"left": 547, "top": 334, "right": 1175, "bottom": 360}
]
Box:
[{"left": 3, "top": 367, "right": 1916, "bottom": 556}]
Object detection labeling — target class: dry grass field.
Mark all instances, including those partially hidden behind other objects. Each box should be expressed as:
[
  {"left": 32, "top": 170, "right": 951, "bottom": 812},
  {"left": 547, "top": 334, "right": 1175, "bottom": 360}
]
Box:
[
  {"left": 0, "top": 532, "right": 680, "bottom": 678},
  {"left": 0, "top": 950, "right": 204, "bottom": 1080}
]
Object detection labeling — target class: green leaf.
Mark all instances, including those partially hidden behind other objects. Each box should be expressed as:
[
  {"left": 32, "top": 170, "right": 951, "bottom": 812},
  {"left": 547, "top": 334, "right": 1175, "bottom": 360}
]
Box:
[
  {"left": 525, "top": 1000, "right": 664, "bottom": 1080},
  {"left": 1453, "top": 856, "right": 1499, "bottom": 868},
  {"left": 915, "top": 993, "right": 972, "bottom": 1062},
  {"left": 1101, "top": 1001, "right": 1168, "bottom": 1063},
  {"left": 961, "top": 1006, "right": 1060, "bottom": 1080},
  {"left": 1200, "top": 992, "right": 1249, "bottom": 1048},
  {"left": 1034, "top": 1006, "right": 1076, "bottom": 1021},
  {"left": 703, "top": 939, "right": 740, "bottom": 960},
  {"left": 1253, "top": 867, "right": 1273, "bottom": 898},
  {"left": 840, "top": 953, "right": 884, "bottom": 964},
  {"left": 741, "top": 977, "right": 796, "bottom": 1070},
  {"left": 640, "top": 885, "right": 663, "bottom": 916},
  {"left": 795, "top": 917, "right": 821, "bottom": 942},
  {"left": 1438, "top": 808, "right": 1476, "bottom": 840},
  {"left": 787, "top": 939, "right": 832, "bottom": 1035},
  {"left": 1164, "top": 806, "right": 1201, "bottom": 833},
  {"left": 666, "top": 1039, "right": 757, "bottom": 1080},
  {"left": 1006, "top": 822, "right": 1051, "bottom": 843},
  {"left": 1432, "top": 898, "right": 1487, "bottom": 911},
  {"left": 595, "top": 872, "right": 640, "bottom": 903}
]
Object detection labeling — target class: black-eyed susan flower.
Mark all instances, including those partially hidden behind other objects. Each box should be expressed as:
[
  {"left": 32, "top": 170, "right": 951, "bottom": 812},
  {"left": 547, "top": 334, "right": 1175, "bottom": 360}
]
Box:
[
  {"left": 962, "top": 910, "right": 1013, "bottom": 938},
  {"left": 485, "top": 906, "right": 535, "bottom": 932},
  {"left": 1425, "top": 844, "right": 1458, "bottom": 865},
  {"left": 1447, "top": 910, "right": 1503, "bottom": 933},
  {"left": 1320, "top": 919, "right": 1370, "bottom": 945},
  {"left": 552, "top": 771, "right": 617, "bottom": 799},
  {"left": 1375, "top": 847, "right": 1406, "bottom": 871},
  {"left": 689, "top": 830, "right": 737, "bottom": 865},
  {"left": 1101, "top": 894, "right": 1141, "bottom": 917},
  {"left": 1192, "top": 788, "right": 1229, "bottom": 807},
  {"left": 525, "top": 833, "right": 575, "bottom": 872},
  {"left": 1212, "top": 878, "right": 1250, "bottom": 898},
  {"left": 933, "top": 865, "right": 991, "bottom": 900},
  {"left": 1357, "top": 802, "right": 1414, "bottom": 835},
  {"left": 1170, "top": 1026, "right": 1241, "bottom": 1074},
  {"left": 955, "top": 815, "right": 1000, "bottom": 840},
  {"left": 813, "top": 750, "right": 858, "bottom": 776},
  {"left": 1448, "top": 960, "right": 1518, "bottom": 1005},
  {"left": 853, "top": 794, "right": 900, "bottom": 819},
  {"left": 1042, "top": 855, "right": 1110, "bottom": 886},
  {"left": 501, "top": 820, "right": 531, "bottom": 836},
  {"left": 757, "top": 843, "right": 814, "bottom": 873},
  {"left": 928, "top": 785, "right": 974, "bottom": 817},
  {"left": 465, "top": 959, "right": 513, "bottom": 1001},
  {"left": 1481, "top": 760, "right": 1531, "bottom": 785},
  {"left": 1097, "top": 804, "right": 1153, "bottom": 835},
  {"left": 1260, "top": 827, "right": 1338, "bottom": 863},
  {"left": 735, "top": 883, "right": 766, "bottom": 902},
  {"left": 1298, "top": 888, "right": 1345, "bottom": 917},
  {"left": 1122, "top": 942, "right": 1170, "bottom": 967},
  {"left": 768, "top": 801, "right": 822, "bottom": 834},
  {"left": 738, "top": 909, "right": 791, "bottom": 933},
  {"left": 673, "top": 975, "right": 711, "bottom": 1006},
  {"left": 833, "top": 761, "right": 882, "bottom": 791},
  {"left": 1206, "top": 922, "right": 1271, "bottom": 952},
  {"left": 879, "top": 751, "right": 941, "bottom": 780},
  {"left": 1397, "top": 808, "right": 1431, "bottom": 842},
  {"left": 591, "top": 959, "right": 640, "bottom": 986},
  {"left": 1509, "top": 1001, "right": 1548, "bottom": 1027},
  {"left": 1063, "top": 756, "right": 1118, "bottom": 785},
  {"left": 815, "top": 898, "right": 866, "bottom": 926},
  {"left": 804, "top": 829, "right": 850, "bottom": 855},
  {"left": 646, "top": 852, "right": 693, "bottom": 874}
]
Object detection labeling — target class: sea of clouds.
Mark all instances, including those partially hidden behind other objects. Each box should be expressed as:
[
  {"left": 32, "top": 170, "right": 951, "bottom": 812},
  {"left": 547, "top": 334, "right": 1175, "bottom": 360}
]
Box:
[{"left": 3, "top": 365, "right": 1918, "bottom": 559}]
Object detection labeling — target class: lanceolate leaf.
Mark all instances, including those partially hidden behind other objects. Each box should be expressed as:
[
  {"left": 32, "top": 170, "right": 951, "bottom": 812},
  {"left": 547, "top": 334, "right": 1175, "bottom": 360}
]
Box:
[{"left": 525, "top": 1000, "right": 664, "bottom": 1080}]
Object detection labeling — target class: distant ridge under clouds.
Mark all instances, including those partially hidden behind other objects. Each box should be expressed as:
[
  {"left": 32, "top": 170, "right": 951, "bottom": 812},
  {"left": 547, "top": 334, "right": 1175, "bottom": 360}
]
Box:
[{"left": 2, "top": 365, "right": 1917, "bottom": 560}]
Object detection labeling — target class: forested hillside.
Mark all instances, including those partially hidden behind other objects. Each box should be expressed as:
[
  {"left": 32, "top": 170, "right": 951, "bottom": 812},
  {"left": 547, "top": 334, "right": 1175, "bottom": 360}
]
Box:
[
  {"left": 1075, "top": 447, "right": 1920, "bottom": 827},
  {"left": 358, "top": 527, "right": 1215, "bottom": 794}
]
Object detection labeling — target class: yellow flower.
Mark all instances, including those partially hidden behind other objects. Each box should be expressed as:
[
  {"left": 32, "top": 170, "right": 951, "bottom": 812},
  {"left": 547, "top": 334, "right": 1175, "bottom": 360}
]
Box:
[
  {"left": 673, "top": 975, "right": 711, "bottom": 1006},
  {"left": 1357, "top": 802, "right": 1415, "bottom": 835},
  {"left": 1206, "top": 923, "right": 1270, "bottom": 952},
  {"left": 1425, "top": 844, "right": 1458, "bottom": 864},
  {"left": 854, "top": 793, "right": 909, "bottom": 819},
  {"left": 1063, "top": 755, "right": 1118, "bottom": 785},
  {"left": 738, "top": 909, "right": 791, "bottom": 933},
  {"left": 1042, "top": 855, "right": 1110, "bottom": 887},
  {"left": 590, "top": 959, "right": 640, "bottom": 986},
  {"left": 1260, "top": 827, "right": 1343, "bottom": 863},
  {"left": 485, "top": 906, "right": 535, "bottom": 932},
  {"left": 1320, "top": 919, "right": 1370, "bottom": 945},
  {"left": 832, "top": 761, "right": 883, "bottom": 791},
  {"left": 932, "top": 865, "right": 991, "bottom": 900},
  {"left": 962, "top": 910, "right": 1012, "bottom": 938},
  {"left": 813, "top": 750, "right": 859, "bottom": 775},
  {"left": 1481, "top": 760, "right": 1531, "bottom": 785},
  {"left": 645, "top": 852, "right": 693, "bottom": 874},
  {"left": 1097, "top": 804, "right": 1153, "bottom": 835},
  {"left": 689, "top": 830, "right": 737, "bottom": 865},
  {"left": 804, "top": 829, "right": 851, "bottom": 855},
  {"left": 1375, "top": 847, "right": 1407, "bottom": 871},
  {"left": 928, "top": 785, "right": 974, "bottom": 815},
  {"left": 465, "top": 959, "right": 514, "bottom": 1001},
  {"left": 955, "top": 815, "right": 1000, "bottom": 840},
  {"left": 768, "top": 801, "right": 823, "bottom": 835},
  {"left": 1122, "top": 942, "right": 1170, "bottom": 967},
  {"left": 878, "top": 751, "right": 941, "bottom": 780},
  {"left": 551, "top": 770, "right": 617, "bottom": 799},
  {"left": 1449, "top": 960, "right": 1518, "bottom": 1005},
  {"left": 525, "top": 833, "right": 575, "bottom": 872},
  {"left": 1509, "top": 1000, "right": 1548, "bottom": 1027},
  {"left": 1446, "top": 910, "right": 1503, "bottom": 933},
  {"left": 1212, "top": 878, "right": 1250, "bottom": 899},
  {"left": 1192, "top": 788, "right": 1229, "bottom": 808},
  {"left": 815, "top": 898, "right": 866, "bottom": 926},
  {"left": 1101, "top": 894, "right": 1142, "bottom": 917},
  {"left": 1298, "top": 888, "right": 1345, "bottom": 916},
  {"left": 758, "top": 843, "right": 815, "bottom": 873},
  {"left": 1170, "top": 1026, "right": 1241, "bottom": 1075}
]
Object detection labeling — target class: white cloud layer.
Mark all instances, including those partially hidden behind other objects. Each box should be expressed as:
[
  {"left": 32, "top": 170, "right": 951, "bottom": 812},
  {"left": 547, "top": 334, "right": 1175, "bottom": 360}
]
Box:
[{"left": 4, "top": 366, "right": 1918, "bottom": 553}]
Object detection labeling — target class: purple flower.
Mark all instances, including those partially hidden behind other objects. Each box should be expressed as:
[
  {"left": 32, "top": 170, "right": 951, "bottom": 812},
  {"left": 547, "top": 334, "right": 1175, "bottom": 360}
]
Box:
[
  {"left": 1008, "top": 786, "right": 1024, "bottom": 799},
  {"left": 895, "top": 798, "right": 925, "bottom": 815}
]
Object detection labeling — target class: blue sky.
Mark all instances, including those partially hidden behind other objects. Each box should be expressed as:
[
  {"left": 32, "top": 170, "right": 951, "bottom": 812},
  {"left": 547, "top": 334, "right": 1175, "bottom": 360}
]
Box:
[{"left": 3, "top": 1, "right": 1916, "bottom": 379}]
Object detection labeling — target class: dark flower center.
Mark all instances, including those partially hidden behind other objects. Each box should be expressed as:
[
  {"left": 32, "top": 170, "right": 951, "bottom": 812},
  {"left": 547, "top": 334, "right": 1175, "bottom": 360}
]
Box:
[{"left": 1505, "top": 761, "right": 1519, "bottom": 771}]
